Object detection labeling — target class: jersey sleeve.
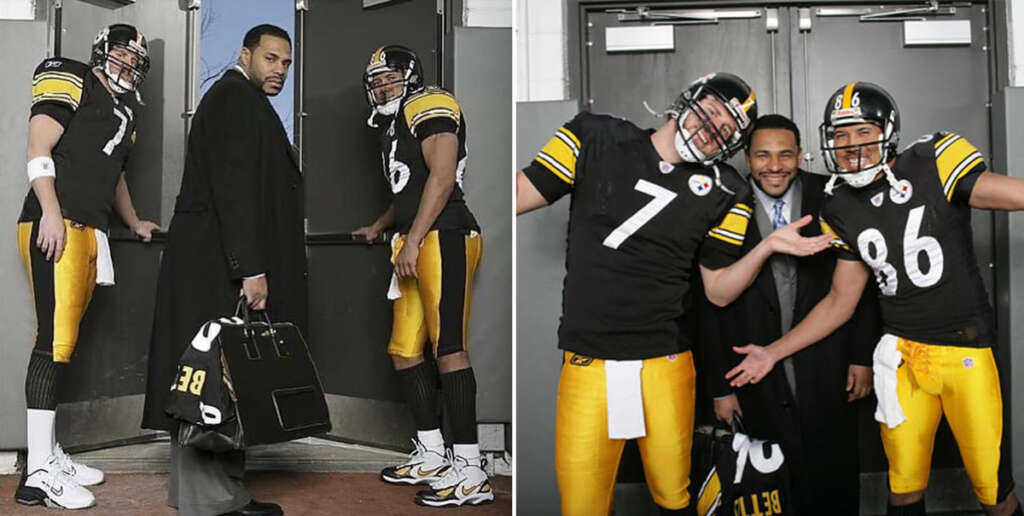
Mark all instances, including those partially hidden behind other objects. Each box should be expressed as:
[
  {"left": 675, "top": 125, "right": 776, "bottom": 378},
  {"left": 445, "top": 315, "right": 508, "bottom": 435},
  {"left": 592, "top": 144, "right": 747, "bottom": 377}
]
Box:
[
  {"left": 30, "top": 58, "right": 88, "bottom": 128},
  {"left": 819, "top": 215, "right": 858, "bottom": 261},
  {"left": 521, "top": 112, "right": 592, "bottom": 204},
  {"left": 931, "top": 132, "right": 986, "bottom": 204},
  {"left": 402, "top": 88, "right": 461, "bottom": 140},
  {"left": 700, "top": 181, "right": 754, "bottom": 270}
]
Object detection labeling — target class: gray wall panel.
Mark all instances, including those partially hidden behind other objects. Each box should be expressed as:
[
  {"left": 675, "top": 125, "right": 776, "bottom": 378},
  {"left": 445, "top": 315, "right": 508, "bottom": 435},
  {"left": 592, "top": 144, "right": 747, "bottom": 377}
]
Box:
[
  {"left": 515, "top": 99, "right": 579, "bottom": 514},
  {"left": 0, "top": 19, "right": 50, "bottom": 449},
  {"left": 452, "top": 27, "right": 512, "bottom": 422}
]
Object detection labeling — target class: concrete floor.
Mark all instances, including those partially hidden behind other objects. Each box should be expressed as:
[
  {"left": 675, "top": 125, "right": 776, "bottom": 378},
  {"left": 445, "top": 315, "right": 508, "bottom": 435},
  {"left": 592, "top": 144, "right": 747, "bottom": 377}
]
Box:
[{"left": 0, "top": 438, "right": 512, "bottom": 515}]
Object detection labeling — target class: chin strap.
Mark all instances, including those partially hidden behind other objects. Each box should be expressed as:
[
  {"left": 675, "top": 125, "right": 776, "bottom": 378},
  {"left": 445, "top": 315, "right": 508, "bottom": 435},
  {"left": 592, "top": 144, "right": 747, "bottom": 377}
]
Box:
[
  {"left": 712, "top": 164, "right": 734, "bottom": 195},
  {"left": 824, "top": 174, "right": 839, "bottom": 196},
  {"left": 880, "top": 163, "right": 900, "bottom": 190}
]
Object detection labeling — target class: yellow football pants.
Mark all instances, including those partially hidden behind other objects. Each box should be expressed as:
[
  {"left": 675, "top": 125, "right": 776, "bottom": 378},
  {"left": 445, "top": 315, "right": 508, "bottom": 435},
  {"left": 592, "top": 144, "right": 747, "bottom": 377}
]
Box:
[
  {"left": 18, "top": 220, "right": 98, "bottom": 363},
  {"left": 388, "top": 229, "right": 482, "bottom": 358},
  {"left": 556, "top": 351, "right": 695, "bottom": 515},
  {"left": 882, "top": 338, "right": 1011, "bottom": 505}
]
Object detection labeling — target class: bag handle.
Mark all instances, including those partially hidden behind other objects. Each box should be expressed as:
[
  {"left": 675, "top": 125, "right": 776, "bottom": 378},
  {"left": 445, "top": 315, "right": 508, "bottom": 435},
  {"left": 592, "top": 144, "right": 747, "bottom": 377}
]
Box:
[{"left": 730, "top": 411, "right": 746, "bottom": 435}]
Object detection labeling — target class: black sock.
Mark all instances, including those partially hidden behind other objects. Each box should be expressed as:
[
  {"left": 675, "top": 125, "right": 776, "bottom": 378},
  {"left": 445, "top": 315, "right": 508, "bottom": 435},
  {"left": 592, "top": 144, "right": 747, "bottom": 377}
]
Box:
[
  {"left": 887, "top": 499, "right": 925, "bottom": 516},
  {"left": 25, "top": 352, "right": 63, "bottom": 410},
  {"left": 396, "top": 361, "right": 441, "bottom": 431},
  {"left": 440, "top": 367, "right": 477, "bottom": 444}
]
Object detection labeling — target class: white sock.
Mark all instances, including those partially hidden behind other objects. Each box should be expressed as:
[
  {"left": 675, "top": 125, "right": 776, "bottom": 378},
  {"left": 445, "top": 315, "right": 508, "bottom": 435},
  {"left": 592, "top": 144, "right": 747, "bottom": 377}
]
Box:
[
  {"left": 26, "top": 409, "right": 55, "bottom": 472},
  {"left": 453, "top": 443, "right": 481, "bottom": 466},
  {"left": 417, "top": 429, "right": 445, "bottom": 454}
]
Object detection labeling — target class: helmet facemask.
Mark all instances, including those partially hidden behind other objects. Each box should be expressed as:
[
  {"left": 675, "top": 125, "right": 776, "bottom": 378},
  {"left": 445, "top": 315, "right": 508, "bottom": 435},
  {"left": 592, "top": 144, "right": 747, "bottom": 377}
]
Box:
[
  {"left": 671, "top": 85, "right": 751, "bottom": 165},
  {"left": 92, "top": 26, "right": 150, "bottom": 95},
  {"left": 364, "top": 67, "right": 411, "bottom": 118},
  {"left": 820, "top": 110, "right": 898, "bottom": 189}
]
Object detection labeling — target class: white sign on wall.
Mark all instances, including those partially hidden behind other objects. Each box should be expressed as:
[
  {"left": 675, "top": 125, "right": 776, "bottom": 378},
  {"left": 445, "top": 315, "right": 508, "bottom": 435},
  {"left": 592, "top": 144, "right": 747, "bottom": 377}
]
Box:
[{"left": 0, "top": 0, "right": 35, "bottom": 20}]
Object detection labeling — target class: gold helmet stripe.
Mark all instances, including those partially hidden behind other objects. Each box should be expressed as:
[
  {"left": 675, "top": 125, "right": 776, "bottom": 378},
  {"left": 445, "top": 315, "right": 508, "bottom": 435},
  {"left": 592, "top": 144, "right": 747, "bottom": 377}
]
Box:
[{"left": 841, "top": 82, "right": 857, "bottom": 109}]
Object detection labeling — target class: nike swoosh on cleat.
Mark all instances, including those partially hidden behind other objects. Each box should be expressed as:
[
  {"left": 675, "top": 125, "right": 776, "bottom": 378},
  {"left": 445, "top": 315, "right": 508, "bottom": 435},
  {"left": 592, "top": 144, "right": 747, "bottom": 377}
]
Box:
[
  {"left": 461, "top": 482, "right": 486, "bottom": 496},
  {"left": 416, "top": 465, "right": 444, "bottom": 477}
]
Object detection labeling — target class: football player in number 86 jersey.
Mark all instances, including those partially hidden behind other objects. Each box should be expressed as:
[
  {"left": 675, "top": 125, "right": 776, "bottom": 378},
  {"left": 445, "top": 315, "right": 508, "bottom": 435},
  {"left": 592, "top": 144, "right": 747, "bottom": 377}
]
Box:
[{"left": 727, "top": 82, "right": 1024, "bottom": 516}]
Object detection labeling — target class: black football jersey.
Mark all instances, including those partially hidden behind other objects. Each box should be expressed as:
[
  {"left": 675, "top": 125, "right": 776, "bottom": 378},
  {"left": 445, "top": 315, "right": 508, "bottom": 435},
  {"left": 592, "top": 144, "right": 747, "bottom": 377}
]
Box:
[
  {"left": 378, "top": 87, "right": 479, "bottom": 234},
  {"left": 821, "top": 132, "right": 993, "bottom": 348},
  {"left": 20, "top": 58, "right": 140, "bottom": 231},
  {"left": 523, "top": 112, "right": 753, "bottom": 360}
]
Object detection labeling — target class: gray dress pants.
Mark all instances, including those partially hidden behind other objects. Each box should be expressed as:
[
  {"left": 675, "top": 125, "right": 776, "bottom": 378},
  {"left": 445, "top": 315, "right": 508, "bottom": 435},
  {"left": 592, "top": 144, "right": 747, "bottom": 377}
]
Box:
[{"left": 168, "top": 436, "right": 251, "bottom": 516}]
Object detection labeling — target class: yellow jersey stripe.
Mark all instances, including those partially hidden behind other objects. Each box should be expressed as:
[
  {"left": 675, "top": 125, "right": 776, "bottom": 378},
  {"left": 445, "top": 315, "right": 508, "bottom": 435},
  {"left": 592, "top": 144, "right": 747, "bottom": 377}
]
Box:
[
  {"left": 538, "top": 135, "right": 577, "bottom": 179},
  {"left": 535, "top": 154, "right": 573, "bottom": 184},
  {"left": 934, "top": 132, "right": 957, "bottom": 151},
  {"left": 559, "top": 127, "right": 581, "bottom": 148},
  {"left": 32, "top": 77, "right": 82, "bottom": 109},
  {"left": 33, "top": 71, "right": 83, "bottom": 88},
  {"left": 945, "top": 155, "right": 984, "bottom": 201},
  {"left": 936, "top": 136, "right": 979, "bottom": 189},
  {"left": 709, "top": 202, "right": 752, "bottom": 241},
  {"left": 819, "top": 219, "right": 851, "bottom": 251},
  {"left": 708, "top": 231, "right": 743, "bottom": 246},
  {"left": 841, "top": 82, "right": 856, "bottom": 109},
  {"left": 404, "top": 91, "right": 461, "bottom": 129}
]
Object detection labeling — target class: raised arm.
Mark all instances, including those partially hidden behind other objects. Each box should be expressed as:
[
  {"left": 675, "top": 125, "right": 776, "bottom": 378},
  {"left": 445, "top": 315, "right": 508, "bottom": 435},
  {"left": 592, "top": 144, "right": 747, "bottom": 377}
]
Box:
[
  {"left": 516, "top": 170, "right": 549, "bottom": 215},
  {"left": 968, "top": 171, "right": 1024, "bottom": 211},
  {"left": 701, "top": 214, "right": 833, "bottom": 306}
]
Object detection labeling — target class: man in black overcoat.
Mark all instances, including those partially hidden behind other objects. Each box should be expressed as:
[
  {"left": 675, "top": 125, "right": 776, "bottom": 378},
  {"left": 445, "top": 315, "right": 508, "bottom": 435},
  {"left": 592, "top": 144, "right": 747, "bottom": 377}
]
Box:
[
  {"left": 141, "top": 24, "right": 304, "bottom": 516},
  {"left": 697, "top": 115, "right": 881, "bottom": 515}
]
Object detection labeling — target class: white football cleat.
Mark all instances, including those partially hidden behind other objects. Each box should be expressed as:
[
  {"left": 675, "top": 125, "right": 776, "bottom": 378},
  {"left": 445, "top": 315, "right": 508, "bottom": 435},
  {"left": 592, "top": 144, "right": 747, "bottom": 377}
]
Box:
[
  {"left": 15, "top": 456, "right": 96, "bottom": 510},
  {"left": 415, "top": 450, "right": 494, "bottom": 507},
  {"left": 380, "top": 439, "right": 451, "bottom": 485},
  {"left": 54, "top": 443, "right": 104, "bottom": 486}
]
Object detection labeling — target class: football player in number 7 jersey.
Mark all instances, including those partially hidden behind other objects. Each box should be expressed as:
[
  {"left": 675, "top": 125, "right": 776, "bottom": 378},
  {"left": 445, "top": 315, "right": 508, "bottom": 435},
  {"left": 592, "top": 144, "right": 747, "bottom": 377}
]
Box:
[
  {"left": 15, "top": 24, "right": 159, "bottom": 510},
  {"left": 727, "top": 82, "right": 1024, "bottom": 516},
  {"left": 516, "top": 73, "right": 835, "bottom": 515}
]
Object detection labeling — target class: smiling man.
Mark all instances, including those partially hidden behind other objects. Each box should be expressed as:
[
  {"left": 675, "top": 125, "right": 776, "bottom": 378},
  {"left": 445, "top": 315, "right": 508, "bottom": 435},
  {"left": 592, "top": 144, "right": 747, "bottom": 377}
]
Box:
[
  {"left": 142, "top": 24, "right": 301, "bottom": 516},
  {"left": 697, "top": 114, "right": 880, "bottom": 515}
]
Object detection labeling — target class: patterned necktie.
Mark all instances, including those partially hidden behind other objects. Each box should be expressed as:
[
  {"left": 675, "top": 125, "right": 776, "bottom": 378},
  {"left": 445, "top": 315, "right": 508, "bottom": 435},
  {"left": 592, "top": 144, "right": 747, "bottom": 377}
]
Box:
[{"left": 772, "top": 199, "right": 787, "bottom": 229}]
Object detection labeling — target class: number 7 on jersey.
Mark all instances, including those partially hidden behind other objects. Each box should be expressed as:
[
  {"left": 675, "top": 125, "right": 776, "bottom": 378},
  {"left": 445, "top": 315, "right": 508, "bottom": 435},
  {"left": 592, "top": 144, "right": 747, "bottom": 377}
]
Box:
[{"left": 603, "top": 179, "right": 677, "bottom": 249}]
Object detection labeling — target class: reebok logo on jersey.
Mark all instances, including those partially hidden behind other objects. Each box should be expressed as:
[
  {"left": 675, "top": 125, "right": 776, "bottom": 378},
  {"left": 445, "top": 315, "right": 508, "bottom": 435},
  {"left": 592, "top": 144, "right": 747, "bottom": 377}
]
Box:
[
  {"left": 658, "top": 161, "right": 675, "bottom": 174},
  {"left": 871, "top": 192, "right": 884, "bottom": 207},
  {"left": 689, "top": 174, "right": 712, "bottom": 196},
  {"left": 890, "top": 179, "right": 913, "bottom": 204}
]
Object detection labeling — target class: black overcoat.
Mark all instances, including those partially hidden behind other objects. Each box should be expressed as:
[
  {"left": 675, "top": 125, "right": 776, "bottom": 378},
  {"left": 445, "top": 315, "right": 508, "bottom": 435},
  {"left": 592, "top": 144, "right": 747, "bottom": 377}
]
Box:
[
  {"left": 141, "top": 69, "right": 307, "bottom": 432},
  {"left": 695, "top": 171, "right": 881, "bottom": 515}
]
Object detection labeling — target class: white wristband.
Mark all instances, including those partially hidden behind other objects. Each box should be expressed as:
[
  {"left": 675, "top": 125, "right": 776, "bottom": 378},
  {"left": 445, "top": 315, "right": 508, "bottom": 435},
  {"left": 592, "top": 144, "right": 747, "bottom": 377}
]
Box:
[{"left": 27, "top": 156, "right": 56, "bottom": 183}]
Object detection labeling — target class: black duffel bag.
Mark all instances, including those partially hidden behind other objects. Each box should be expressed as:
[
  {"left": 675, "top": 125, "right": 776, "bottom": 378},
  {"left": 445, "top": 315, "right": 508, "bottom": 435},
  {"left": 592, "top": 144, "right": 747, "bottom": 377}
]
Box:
[
  {"left": 166, "top": 298, "right": 332, "bottom": 451},
  {"left": 691, "top": 414, "right": 793, "bottom": 516}
]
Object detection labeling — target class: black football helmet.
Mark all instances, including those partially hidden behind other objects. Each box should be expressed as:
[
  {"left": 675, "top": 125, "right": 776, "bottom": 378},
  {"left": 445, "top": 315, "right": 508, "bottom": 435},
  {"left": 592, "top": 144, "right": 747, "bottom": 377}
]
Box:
[
  {"left": 90, "top": 24, "right": 150, "bottom": 94},
  {"left": 363, "top": 45, "right": 424, "bottom": 119},
  {"left": 820, "top": 81, "right": 900, "bottom": 188},
  {"left": 670, "top": 72, "right": 757, "bottom": 165}
]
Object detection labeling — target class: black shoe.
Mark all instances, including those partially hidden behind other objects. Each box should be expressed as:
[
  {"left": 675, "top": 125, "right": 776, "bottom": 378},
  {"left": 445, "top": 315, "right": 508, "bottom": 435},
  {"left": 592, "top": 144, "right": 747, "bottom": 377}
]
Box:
[{"left": 220, "top": 500, "right": 284, "bottom": 516}]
